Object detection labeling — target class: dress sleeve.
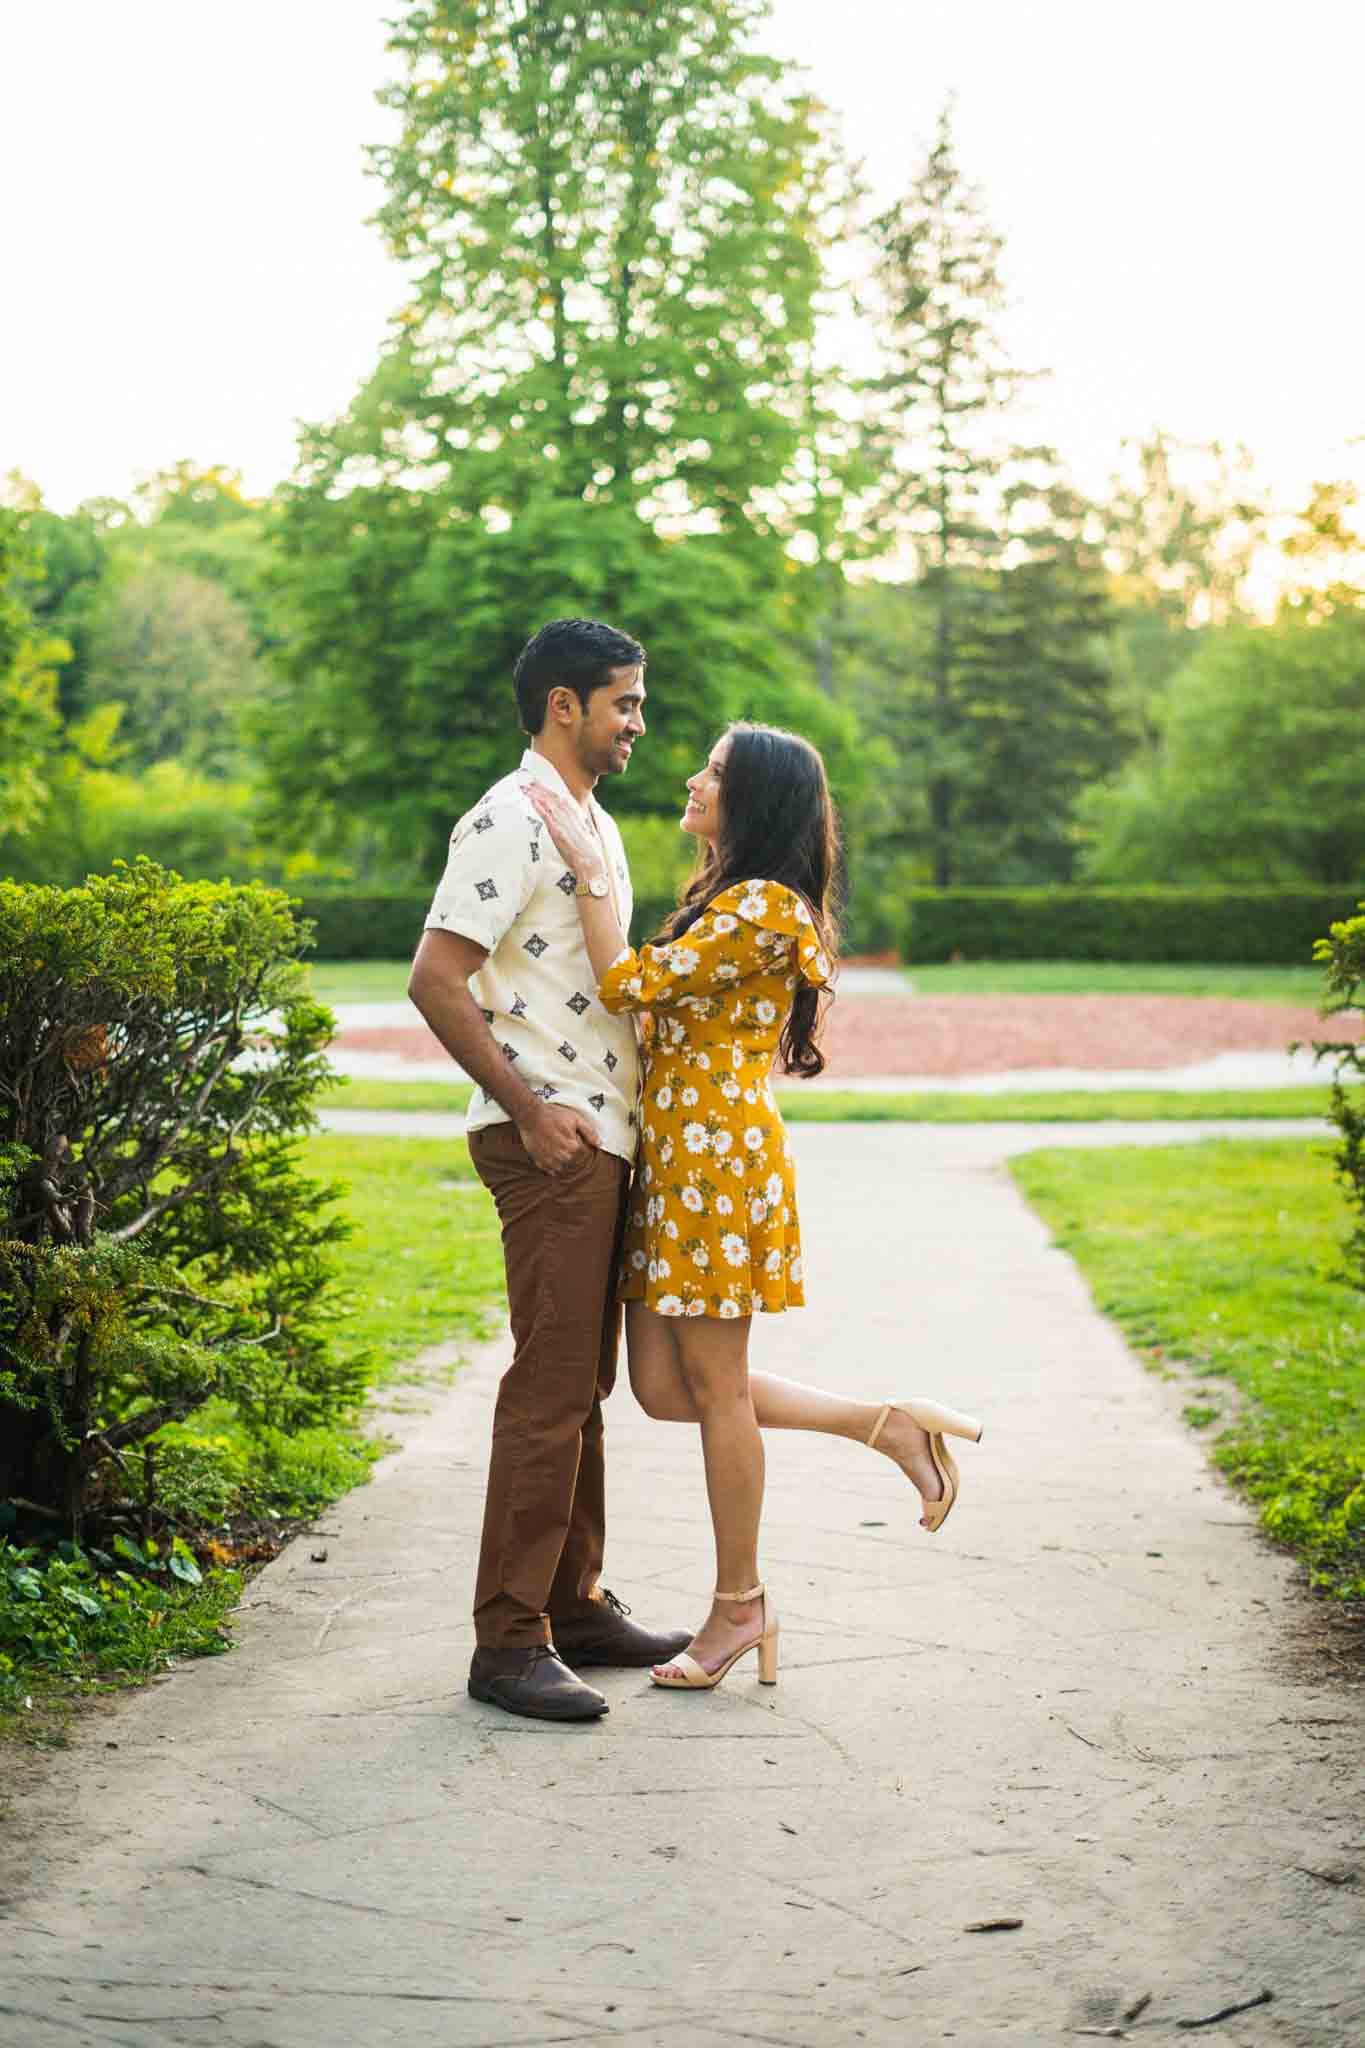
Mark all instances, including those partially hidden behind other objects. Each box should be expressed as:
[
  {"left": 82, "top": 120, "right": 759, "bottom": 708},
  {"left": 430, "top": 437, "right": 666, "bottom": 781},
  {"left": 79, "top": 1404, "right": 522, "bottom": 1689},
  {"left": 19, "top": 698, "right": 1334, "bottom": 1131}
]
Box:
[
  {"left": 424, "top": 793, "right": 538, "bottom": 952},
  {"left": 597, "top": 881, "right": 832, "bottom": 1013}
]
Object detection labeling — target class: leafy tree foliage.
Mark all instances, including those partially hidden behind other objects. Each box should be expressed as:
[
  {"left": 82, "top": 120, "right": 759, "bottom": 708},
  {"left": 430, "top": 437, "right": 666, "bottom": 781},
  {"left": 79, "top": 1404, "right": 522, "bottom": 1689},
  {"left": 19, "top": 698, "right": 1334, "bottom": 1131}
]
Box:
[
  {"left": 84, "top": 565, "right": 264, "bottom": 774},
  {"left": 262, "top": 0, "right": 861, "bottom": 874},
  {"left": 1280, "top": 479, "right": 1365, "bottom": 622},
  {"left": 0, "top": 709, "right": 282, "bottom": 890},
  {"left": 1100, "top": 431, "right": 1266, "bottom": 630},
  {"left": 12, "top": 496, "right": 110, "bottom": 725},
  {"left": 0, "top": 499, "right": 64, "bottom": 839},
  {"left": 1095, "top": 432, "right": 1268, "bottom": 760},
  {"left": 120, "top": 464, "right": 280, "bottom": 648},
  {"left": 364, "top": 0, "right": 829, "bottom": 530},
  {"left": 262, "top": 493, "right": 859, "bottom": 873},
  {"left": 1080, "top": 610, "right": 1365, "bottom": 883},
  {"left": 0, "top": 863, "right": 361, "bottom": 1527}
]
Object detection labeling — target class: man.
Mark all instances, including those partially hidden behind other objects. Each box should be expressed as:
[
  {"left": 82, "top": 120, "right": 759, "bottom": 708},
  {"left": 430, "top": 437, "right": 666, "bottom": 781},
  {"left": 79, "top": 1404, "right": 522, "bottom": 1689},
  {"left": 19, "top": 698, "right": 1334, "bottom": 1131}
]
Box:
[{"left": 408, "top": 617, "right": 690, "bottom": 1722}]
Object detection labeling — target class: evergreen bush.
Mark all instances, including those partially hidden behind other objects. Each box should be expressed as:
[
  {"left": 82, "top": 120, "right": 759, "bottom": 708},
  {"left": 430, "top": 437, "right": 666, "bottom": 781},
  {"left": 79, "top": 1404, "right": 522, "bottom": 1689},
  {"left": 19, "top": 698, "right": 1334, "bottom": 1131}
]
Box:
[{"left": 0, "top": 860, "right": 363, "bottom": 1531}]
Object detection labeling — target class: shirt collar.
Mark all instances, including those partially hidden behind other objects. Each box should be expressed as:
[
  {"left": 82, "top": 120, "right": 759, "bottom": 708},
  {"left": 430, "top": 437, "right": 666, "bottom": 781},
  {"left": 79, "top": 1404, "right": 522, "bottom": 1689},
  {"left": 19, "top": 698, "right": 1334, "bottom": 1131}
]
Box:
[{"left": 519, "top": 747, "right": 603, "bottom": 819}]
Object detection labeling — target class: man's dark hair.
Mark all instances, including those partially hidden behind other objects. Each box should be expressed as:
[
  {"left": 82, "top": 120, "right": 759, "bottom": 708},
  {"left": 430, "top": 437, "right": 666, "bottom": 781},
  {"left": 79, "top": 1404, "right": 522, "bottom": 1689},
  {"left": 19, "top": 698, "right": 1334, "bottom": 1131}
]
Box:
[{"left": 513, "top": 617, "right": 646, "bottom": 735}]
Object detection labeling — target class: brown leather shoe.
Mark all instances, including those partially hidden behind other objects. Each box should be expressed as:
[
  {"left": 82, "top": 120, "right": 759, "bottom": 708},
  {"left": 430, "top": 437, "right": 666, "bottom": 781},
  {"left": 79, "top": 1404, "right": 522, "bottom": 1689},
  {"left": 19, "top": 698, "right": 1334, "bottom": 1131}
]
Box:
[
  {"left": 468, "top": 1645, "right": 608, "bottom": 1722},
  {"left": 552, "top": 1589, "right": 692, "bottom": 1669}
]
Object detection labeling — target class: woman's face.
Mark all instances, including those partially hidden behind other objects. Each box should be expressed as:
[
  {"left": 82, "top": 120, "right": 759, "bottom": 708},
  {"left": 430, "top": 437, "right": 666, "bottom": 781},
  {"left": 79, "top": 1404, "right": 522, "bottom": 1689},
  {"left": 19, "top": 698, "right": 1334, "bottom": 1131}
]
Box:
[{"left": 681, "top": 737, "right": 729, "bottom": 843}]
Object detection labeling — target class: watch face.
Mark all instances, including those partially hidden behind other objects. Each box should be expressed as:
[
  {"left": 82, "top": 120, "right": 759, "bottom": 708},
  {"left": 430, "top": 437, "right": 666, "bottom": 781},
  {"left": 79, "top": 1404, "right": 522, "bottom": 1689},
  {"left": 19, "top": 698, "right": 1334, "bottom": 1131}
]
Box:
[{"left": 592, "top": 877, "right": 609, "bottom": 897}]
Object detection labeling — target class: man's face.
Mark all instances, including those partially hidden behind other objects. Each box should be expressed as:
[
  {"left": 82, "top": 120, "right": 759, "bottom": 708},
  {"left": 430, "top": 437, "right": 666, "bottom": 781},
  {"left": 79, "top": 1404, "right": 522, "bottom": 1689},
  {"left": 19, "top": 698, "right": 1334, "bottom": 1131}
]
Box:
[{"left": 573, "top": 665, "right": 647, "bottom": 780}]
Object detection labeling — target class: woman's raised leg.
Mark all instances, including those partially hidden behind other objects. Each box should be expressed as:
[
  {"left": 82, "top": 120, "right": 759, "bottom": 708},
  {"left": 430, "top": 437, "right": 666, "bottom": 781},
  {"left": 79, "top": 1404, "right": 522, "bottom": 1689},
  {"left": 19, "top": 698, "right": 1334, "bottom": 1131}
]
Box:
[{"left": 625, "top": 1300, "right": 952, "bottom": 1528}]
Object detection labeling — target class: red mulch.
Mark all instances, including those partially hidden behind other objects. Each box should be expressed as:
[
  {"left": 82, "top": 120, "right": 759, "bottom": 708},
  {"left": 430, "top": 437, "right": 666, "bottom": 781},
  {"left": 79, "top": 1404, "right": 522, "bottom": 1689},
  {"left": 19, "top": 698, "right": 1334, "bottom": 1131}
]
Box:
[{"left": 334, "top": 995, "right": 1358, "bottom": 1079}]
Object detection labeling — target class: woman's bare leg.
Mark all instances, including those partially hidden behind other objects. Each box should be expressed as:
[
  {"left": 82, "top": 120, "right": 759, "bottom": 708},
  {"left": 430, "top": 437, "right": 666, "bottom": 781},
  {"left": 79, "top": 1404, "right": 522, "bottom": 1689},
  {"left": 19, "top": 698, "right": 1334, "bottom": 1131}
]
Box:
[
  {"left": 633, "top": 1306, "right": 768, "bottom": 1679},
  {"left": 626, "top": 1299, "right": 944, "bottom": 1523}
]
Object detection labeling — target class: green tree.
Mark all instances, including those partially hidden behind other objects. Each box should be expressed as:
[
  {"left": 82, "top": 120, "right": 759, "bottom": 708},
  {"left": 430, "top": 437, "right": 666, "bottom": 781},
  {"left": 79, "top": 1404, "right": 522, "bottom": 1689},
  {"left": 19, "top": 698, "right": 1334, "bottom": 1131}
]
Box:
[
  {"left": 949, "top": 491, "right": 1123, "bottom": 881},
  {"left": 7, "top": 489, "right": 110, "bottom": 725},
  {"left": 262, "top": 495, "right": 859, "bottom": 875},
  {"left": 0, "top": 499, "right": 64, "bottom": 839},
  {"left": 262, "top": 0, "right": 861, "bottom": 874},
  {"left": 1080, "top": 610, "right": 1365, "bottom": 883},
  {"left": 857, "top": 105, "right": 1119, "bottom": 884},
  {"left": 1280, "top": 478, "right": 1365, "bottom": 622},
  {"left": 1101, "top": 431, "right": 1266, "bottom": 629},
  {"left": 121, "top": 464, "right": 280, "bottom": 647},
  {"left": 0, "top": 707, "right": 290, "bottom": 890},
  {"left": 84, "top": 565, "right": 264, "bottom": 775},
  {"left": 364, "top": 0, "right": 828, "bottom": 530},
  {"left": 1096, "top": 432, "right": 1268, "bottom": 758}
]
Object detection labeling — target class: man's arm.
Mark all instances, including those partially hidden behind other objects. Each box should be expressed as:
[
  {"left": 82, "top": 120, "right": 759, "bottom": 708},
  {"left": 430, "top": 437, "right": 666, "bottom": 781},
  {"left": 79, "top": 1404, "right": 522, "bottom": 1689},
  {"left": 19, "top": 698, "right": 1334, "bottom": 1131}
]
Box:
[{"left": 407, "top": 928, "right": 599, "bottom": 1174}]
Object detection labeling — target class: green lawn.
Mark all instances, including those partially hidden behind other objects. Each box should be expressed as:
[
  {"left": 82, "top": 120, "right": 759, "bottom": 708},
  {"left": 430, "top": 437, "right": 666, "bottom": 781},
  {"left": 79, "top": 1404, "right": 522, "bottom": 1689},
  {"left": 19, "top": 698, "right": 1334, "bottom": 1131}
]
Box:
[
  {"left": 1012, "top": 1138, "right": 1364, "bottom": 1596},
  {"left": 902, "top": 960, "right": 1325, "bottom": 1004},
  {"left": 323, "top": 1074, "right": 1334, "bottom": 1124},
  {"left": 307, "top": 1131, "right": 503, "bottom": 1375},
  {"left": 309, "top": 960, "right": 421, "bottom": 1004},
  {"left": 306, "top": 957, "right": 1328, "bottom": 1008}
]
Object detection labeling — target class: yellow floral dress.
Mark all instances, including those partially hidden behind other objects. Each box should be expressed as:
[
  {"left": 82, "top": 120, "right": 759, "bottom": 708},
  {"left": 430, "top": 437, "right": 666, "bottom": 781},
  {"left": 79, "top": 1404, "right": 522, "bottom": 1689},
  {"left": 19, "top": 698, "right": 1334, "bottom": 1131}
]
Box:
[{"left": 597, "top": 880, "right": 833, "bottom": 1320}]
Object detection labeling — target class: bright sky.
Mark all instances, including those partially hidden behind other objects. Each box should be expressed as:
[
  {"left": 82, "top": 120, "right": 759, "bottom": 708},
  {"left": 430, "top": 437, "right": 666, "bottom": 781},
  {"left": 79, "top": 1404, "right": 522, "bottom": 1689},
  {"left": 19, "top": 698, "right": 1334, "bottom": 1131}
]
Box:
[{"left": 3, "top": 1, "right": 1362, "bottom": 519}]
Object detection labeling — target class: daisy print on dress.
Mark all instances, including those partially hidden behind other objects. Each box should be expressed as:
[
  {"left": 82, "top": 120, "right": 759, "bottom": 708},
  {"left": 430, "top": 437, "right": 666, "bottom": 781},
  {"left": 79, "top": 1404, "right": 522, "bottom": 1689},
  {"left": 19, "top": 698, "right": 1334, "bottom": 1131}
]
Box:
[{"left": 596, "top": 880, "right": 830, "bottom": 1321}]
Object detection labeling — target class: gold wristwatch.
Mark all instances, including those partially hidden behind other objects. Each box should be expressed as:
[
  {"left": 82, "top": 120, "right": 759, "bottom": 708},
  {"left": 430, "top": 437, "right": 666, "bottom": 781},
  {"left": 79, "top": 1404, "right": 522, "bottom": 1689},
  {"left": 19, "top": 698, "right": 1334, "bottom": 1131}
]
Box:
[{"left": 574, "top": 873, "right": 610, "bottom": 899}]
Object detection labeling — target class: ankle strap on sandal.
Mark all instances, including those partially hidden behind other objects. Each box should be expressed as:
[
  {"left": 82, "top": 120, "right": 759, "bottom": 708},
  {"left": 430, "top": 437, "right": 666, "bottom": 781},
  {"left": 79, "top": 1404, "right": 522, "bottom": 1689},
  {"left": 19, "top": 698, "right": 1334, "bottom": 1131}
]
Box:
[
  {"left": 866, "top": 1403, "right": 892, "bottom": 1450},
  {"left": 714, "top": 1583, "right": 764, "bottom": 1601}
]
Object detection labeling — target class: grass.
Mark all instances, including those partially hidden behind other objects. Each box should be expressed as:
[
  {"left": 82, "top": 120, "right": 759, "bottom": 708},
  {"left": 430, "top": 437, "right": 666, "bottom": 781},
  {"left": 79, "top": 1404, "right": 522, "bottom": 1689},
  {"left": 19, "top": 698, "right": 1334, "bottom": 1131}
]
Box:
[
  {"left": 900, "top": 960, "right": 1326, "bottom": 1004},
  {"left": 1, "top": 1134, "right": 505, "bottom": 1746},
  {"left": 308, "top": 960, "right": 420, "bottom": 1005},
  {"left": 306, "top": 957, "right": 1328, "bottom": 1009},
  {"left": 322, "top": 1074, "right": 1334, "bottom": 1123},
  {"left": 1012, "top": 1138, "right": 1365, "bottom": 1597},
  {"left": 306, "top": 1131, "right": 503, "bottom": 1375}
]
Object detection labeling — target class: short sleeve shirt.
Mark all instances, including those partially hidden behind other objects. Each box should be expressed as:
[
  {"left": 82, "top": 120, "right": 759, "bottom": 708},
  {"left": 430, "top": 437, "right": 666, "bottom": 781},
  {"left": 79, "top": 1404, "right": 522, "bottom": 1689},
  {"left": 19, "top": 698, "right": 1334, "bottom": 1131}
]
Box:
[{"left": 423, "top": 749, "right": 641, "bottom": 1163}]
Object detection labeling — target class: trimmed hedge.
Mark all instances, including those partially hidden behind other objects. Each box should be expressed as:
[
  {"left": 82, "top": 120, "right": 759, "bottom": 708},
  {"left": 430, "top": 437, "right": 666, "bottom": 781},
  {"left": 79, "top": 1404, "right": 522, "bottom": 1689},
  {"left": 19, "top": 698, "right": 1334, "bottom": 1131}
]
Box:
[
  {"left": 298, "top": 891, "right": 678, "bottom": 961},
  {"left": 302, "top": 884, "right": 1365, "bottom": 969},
  {"left": 902, "top": 888, "right": 1365, "bottom": 966}
]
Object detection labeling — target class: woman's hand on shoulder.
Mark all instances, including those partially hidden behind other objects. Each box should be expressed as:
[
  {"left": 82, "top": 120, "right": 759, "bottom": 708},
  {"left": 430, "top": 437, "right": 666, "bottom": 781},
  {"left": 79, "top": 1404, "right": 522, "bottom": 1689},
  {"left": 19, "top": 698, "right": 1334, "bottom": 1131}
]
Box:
[{"left": 522, "top": 781, "right": 602, "bottom": 880}]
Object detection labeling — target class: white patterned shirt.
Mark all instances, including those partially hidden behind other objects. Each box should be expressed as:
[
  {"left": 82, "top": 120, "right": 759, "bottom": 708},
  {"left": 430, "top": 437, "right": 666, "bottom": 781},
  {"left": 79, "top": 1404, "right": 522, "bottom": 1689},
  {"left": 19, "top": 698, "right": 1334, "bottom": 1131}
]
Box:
[{"left": 423, "top": 749, "right": 641, "bottom": 1163}]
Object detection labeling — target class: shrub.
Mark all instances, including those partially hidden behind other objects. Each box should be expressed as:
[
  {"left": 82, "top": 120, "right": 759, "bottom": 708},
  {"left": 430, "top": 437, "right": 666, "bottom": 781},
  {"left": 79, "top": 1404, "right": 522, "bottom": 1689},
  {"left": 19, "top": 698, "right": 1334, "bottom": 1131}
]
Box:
[
  {"left": 0, "top": 860, "right": 364, "bottom": 1531},
  {"left": 1215, "top": 1437, "right": 1364, "bottom": 1600},
  {"left": 149, "top": 1431, "right": 253, "bottom": 1523},
  {"left": 1313, "top": 907, "right": 1365, "bottom": 1300},
  {"left": 1, "top": 1529, "right": 240, "bottom": 1708},
  {"left": 903, "top": 886, "right": 1365, "bottom": 965}
]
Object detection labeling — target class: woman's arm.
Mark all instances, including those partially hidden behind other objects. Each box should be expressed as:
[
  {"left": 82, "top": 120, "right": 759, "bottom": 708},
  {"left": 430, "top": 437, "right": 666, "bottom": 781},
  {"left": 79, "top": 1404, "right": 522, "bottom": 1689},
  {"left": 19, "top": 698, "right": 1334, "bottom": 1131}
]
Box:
[{"left": 522, "top": 782, "right": 630, "bottom": 984}]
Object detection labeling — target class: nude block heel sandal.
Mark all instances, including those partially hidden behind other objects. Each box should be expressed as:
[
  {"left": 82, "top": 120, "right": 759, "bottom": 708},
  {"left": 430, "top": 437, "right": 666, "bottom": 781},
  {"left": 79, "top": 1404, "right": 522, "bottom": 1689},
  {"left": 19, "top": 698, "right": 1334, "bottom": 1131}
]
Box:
[
  {"left": 649, "top": 1584, "right": 779, "bottom": 1691},
  {"left": 866, "top": 1399, "right": 984, "bottom": 1534}
]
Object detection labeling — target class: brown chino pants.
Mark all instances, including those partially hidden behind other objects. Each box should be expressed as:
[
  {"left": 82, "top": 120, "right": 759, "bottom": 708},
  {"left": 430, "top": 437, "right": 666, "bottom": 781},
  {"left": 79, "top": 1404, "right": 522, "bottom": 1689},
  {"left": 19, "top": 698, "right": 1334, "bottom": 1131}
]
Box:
[{"left": 467, "top": 1122, "right": 630, "bottom": 1650}]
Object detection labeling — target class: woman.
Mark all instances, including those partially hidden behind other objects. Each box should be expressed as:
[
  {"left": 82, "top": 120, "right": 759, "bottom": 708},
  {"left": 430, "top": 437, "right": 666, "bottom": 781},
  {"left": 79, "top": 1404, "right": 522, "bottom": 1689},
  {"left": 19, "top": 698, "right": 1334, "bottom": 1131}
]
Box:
[{"left": 525, "top": 723, "right": 982, "bottom": 1692}]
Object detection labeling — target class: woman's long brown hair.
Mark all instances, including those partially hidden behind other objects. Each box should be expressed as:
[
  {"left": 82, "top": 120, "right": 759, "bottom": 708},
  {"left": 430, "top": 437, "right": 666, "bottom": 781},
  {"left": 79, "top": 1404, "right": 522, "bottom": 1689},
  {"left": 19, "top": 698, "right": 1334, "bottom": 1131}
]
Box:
[{"left": 660, "top": 723, "right": 841, "bottom": 1076}]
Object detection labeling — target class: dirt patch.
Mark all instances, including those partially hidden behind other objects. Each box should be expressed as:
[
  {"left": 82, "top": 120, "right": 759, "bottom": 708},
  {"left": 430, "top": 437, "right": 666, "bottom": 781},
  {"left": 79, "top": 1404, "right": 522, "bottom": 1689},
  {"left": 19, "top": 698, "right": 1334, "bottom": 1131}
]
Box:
[{"left": 334, "top": 994, "right": 1358, "bottom": 1078}]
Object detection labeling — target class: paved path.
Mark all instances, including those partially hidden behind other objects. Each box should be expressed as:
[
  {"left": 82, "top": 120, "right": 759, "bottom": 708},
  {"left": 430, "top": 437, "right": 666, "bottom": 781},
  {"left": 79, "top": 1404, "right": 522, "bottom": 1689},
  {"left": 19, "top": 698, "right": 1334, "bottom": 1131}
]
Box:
[
  {"left": 327, "top": 1045, "right": 1330, "bottom": 1090},
  {"left": 324, "top": 996, "right": 1332, "bottom": 1092},
  {"left": 326, "top": 983, "right": 1353, "bottom": 1092},
  {"left": 4, "top": 1126, "right": 1362, "bottom": 2046}
]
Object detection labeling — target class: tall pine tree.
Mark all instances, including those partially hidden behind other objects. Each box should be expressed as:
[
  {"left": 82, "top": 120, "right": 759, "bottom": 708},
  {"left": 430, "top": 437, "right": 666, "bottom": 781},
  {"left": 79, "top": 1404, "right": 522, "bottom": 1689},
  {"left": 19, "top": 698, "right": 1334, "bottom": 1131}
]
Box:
[{"left": 861, "top": 105, "right": 1118, "bottom": 885}]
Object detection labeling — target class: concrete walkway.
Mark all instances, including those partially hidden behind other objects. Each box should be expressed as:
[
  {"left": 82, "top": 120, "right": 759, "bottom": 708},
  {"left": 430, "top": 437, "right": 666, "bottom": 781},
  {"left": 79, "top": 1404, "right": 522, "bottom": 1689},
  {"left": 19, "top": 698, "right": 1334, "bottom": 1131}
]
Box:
[{"left": 4, "top": 1125, "right": 1362, "bottom": 2046}]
